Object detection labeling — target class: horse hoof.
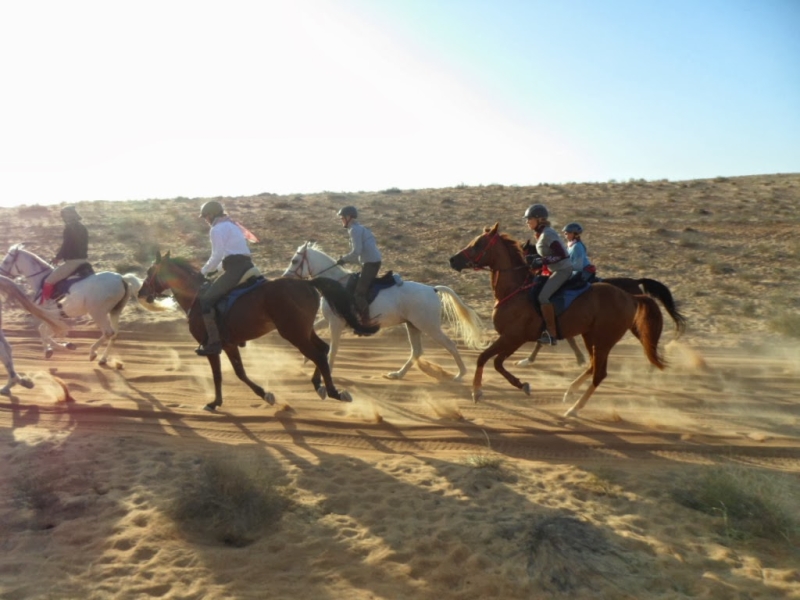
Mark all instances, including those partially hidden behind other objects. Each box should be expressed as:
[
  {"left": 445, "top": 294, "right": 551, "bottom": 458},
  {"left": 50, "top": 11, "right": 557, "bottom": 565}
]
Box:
[
  {"left": 316, "top": 386, "right": 327, "bottom": 400},
  {"left": 339, "top": 390, "right": 353, "bottom": 403},
  {"left": 521, "top": 382, "right": 531, "bottom": 396},
  {"left": 20, "top": 378, "right": 35, "bottom": 390},
  {"left": 0, "top": 388, "right": 10, "bottom": 397},
  {"left": 45, "top": 349, "right": 53, "bottom": 359},
  {"left": 385, "top": 372, "right": 402, "bottom": 380},
  {"left": 66, "top": 343, "right": 78, "bottom": 351},
  {"left": 263, "top": 392, "right": 276, "bottom": 405},
  {"left": 203, "top": 403, "right": 218, "bottom": 412},
  {"left": 563, "top": 408, "right": 578, "bottom": 418},
  {"left": 472, "top": 389, "right": 483, "bottom": 404},
  {"left": 98, "top": 358, "right": 107, "bottom": 366},
  {"left": 515, "top": 358, "right": 532, "bottom": 367}
]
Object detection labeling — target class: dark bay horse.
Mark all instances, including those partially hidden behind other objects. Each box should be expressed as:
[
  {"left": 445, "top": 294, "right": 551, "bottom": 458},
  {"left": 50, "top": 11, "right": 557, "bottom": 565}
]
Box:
[
  {"left": 518, "top": 275, "right": 686, "bottom": 367},
  {"left": 449, "top": 224, "right": 666, "bottom": 417},
  {"left": 138, "top": 251, "right": 378, "bottom": 412}
]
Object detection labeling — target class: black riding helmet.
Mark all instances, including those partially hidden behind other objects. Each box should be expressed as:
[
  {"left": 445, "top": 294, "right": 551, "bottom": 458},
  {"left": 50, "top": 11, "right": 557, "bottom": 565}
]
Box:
[{"left": 337, "top": 206, "right": 358, "bottom": 219}]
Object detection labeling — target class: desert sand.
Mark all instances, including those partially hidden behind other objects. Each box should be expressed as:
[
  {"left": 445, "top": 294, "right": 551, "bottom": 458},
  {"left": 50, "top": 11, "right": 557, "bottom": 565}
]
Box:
[{"left": 1, "top": 174, "right": 799, "bottom": 599}]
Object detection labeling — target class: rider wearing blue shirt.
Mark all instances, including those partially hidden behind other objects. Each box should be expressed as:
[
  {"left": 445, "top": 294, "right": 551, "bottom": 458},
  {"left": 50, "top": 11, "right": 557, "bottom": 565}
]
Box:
[{"left": 563, "top": 222, "right": 597, "bottom": 282}]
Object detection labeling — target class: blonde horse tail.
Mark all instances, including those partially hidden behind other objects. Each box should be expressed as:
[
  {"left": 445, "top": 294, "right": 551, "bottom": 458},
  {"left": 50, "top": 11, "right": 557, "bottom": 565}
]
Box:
[
  {"left": 434, "top": 286, "right": 487, "bottom": 349},
  {"left": 632, "top": 295, "right": 666, "bottom": 370},
  {"left": 0, "top": 275, "right": 67, "bottom": 335}
]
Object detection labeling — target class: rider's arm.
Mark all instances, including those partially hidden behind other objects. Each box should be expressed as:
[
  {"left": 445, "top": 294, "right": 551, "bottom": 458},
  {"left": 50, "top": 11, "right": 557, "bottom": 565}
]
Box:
[
  {"left": 542, "top": 240, "right": 568, "bottom": 264},
  {"left": 201, "top": 227, "right": 225, "bottom": 275},
  {"left": 339, "top": 225, "right": 363, "bottom": 264}
]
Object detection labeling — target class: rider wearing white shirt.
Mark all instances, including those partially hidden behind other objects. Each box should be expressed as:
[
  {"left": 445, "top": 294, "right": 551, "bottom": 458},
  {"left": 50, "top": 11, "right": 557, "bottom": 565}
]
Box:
[{"left": 196, "top": 200, "right": 256, "bottom": 356}]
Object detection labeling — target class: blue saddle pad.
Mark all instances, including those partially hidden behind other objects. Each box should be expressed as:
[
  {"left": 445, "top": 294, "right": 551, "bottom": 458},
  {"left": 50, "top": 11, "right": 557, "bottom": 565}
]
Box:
[
  {"left": 52, "top": 263, "right": 95, "bottom": 299},
  {"left": 527, "top": 274, "right": 591, "bottom": 317},
  {"left": 217, "top": 276, "right": 267, "bottom": 315}
]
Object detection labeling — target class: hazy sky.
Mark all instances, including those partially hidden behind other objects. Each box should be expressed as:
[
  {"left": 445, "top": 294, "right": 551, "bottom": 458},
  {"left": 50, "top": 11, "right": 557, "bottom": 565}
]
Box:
[{"left": 1, "top": 0, "right": 798, "bottom": 207}]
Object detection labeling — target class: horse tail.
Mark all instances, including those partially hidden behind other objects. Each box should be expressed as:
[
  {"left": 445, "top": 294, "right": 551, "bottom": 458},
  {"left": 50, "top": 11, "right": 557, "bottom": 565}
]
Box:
[
  {"left": 434, "top": 286, "right": 487, "bottom": 349},
  {"left": 121, "top": 273, "right": 144, "bottom": 301},
  {"left": 309, "top": 278, "right": 380, "bottom": 337},
  {"left": 0, "top": 275, "right": 67, "bottom": 335},
  {"left": 111, "top": 278, "right": 130, "bottom": 315},
  {"left": 637, "top": 278, "right": 686, "bottom": 337},
  {"left": 631, "top": 295, "right": 666, "bottom": 370}
]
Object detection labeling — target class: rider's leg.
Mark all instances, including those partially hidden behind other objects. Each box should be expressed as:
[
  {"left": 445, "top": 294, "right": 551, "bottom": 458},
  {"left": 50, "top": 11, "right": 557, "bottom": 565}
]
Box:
[
  {"left": 197, "top": 309, "right": 222, "bottom": 356},
  {"left": 536, "top": 269, "right": 571, "bottom": 345},
  {"left": 354, "top": 261, "right": 381, "bottom": 316}
]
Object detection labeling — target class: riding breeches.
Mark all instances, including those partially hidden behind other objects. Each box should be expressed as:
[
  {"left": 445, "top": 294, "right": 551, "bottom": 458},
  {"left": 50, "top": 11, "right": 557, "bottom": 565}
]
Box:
[
  {"left": 355, "top": 261, "right": 381, "bottom": 302},
  {"left": 199, "top": 254, "right": 255, "bottom": 313},
  {"left": 537, "top": 267, "right": 572, "bottom": 305},
  {"left": 45, "top": 259, "right": 89, "bottom": 285}
]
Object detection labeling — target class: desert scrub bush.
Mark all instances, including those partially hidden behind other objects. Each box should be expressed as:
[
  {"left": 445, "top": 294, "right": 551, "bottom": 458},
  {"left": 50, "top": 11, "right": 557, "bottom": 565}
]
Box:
[
  {"left": 169, "top": 453, "right": 289, "bottom": 547},
  {"left": 768, "top": 312, "right": 800, "bottom": 338},
  {"left": 670, "top": 465, "right": 799, "bottom": 543}
]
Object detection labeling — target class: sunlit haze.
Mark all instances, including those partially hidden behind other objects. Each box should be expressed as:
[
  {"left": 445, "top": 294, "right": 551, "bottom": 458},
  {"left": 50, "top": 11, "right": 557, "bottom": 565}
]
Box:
[{"left": 1, "top": 0, "right": 798, "bottom": 207}]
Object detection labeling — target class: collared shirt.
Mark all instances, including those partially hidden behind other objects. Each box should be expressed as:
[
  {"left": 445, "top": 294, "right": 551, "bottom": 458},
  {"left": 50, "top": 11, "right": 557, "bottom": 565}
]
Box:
[
  {"left": 201, "top": 217, "right": 251, "bottom": 275},
  {"left": 340, "top": 221, "right": 382, "bottom": 265}
]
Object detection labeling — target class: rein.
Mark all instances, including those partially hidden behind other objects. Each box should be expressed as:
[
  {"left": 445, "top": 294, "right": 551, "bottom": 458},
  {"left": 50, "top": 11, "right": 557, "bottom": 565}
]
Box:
[
  {"left": 290, "top": 246, "right": 341, "bottom": 279},
  {"left": 462, "top": 231, "right": 532, "bottom": 307}
]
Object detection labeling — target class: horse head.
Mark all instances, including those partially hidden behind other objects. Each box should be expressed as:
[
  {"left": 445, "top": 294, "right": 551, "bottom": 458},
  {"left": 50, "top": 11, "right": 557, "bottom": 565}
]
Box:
[
  {"left": 0, "top": 244, "right": 46, "bottom": 278},
  {"left": 449, "top": 223, "right": 503, "bottom": 271},
  {"left": 283, "top": 242, "right": 338, "bottom": 279},
  {"left": 139, "top": 250, "right": 171, "bottom": 303}
]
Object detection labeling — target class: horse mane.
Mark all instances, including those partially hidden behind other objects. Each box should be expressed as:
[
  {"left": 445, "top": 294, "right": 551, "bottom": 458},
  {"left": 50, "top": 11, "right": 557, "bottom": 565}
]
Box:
[
  {"left": 497, "top": 233, "right": 527, "bottom": 267},
  {"left": 165, "top": 256, "right": 204, "bottom": 280}
]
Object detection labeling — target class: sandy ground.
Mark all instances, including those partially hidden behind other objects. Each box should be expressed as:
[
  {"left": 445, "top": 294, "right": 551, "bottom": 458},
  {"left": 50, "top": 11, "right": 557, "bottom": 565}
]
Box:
[{"left": 1, "top": 308, "right": 799, "bottom": 600}]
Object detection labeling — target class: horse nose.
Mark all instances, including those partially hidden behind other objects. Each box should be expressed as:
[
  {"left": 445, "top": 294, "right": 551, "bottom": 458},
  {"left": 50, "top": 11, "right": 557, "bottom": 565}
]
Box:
[{"left": 448, "top": 255, "right": 464, "bottom": 272}]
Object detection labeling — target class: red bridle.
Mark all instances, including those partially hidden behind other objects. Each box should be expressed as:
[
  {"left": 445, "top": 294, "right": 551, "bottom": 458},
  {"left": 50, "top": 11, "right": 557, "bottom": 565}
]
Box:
[{"left": 459, "top": 230, "right": 500, "bottom": 269}]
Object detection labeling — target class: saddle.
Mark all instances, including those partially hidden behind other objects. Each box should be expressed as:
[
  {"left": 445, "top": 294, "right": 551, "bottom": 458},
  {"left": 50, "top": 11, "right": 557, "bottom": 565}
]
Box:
[
  {"left": 527, "top": 273, "right": 591, "bottom": 338},
  {"left": 208, "top": 272, "right": 268, "bottom": 347},
  {"left": 51, "top": 262, "right": 95, "bottom": 301},
  {"left": 345, "top": 270, "right": 403, "bottom": 305}
]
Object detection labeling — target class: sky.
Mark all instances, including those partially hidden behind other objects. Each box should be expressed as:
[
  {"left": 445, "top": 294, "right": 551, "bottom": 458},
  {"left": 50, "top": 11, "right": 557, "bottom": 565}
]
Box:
[{"left": 0, "top": 0, "right": 798, "bottom": 208}]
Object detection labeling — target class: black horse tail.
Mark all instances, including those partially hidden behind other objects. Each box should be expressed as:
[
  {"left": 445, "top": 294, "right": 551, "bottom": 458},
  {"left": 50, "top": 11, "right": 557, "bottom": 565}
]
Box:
[
  {"left": 637, "top": 278, "right": 687, "bottom": 337},
  {"left": 309, "top": 278, "right": 380, "bottom": 337}
]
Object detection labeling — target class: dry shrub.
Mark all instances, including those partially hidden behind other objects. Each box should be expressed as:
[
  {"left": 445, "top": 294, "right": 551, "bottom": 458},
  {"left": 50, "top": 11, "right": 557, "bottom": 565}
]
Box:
[{"left": 169, "top": 453, "right": 288, "bottom": 547}]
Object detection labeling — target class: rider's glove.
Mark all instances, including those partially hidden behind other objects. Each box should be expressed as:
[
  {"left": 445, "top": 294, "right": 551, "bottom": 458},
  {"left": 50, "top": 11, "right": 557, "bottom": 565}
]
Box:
[
  {"left": 336, "top": 257, "right": 345, "bottom": 266},
  {"left": 526, "top": 256, "right": 544, "bottom": 270}
]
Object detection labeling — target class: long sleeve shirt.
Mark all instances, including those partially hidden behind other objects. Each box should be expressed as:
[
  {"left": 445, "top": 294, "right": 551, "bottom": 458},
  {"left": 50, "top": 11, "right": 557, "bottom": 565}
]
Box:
[
  {"left": 54, "top": 221, "right": 89, "bottom": 261},
  {"left": 340, "top": 221, "right": 382, "bottom": 265},
  {"left": 534, "top": 226, "right": 571, "bottom": 272},
  {"left": 567, "top": 240, "right": 592, "bottom": 272},
  {"left": 201, "top": 217, "right": 251, "bottom": 275}
]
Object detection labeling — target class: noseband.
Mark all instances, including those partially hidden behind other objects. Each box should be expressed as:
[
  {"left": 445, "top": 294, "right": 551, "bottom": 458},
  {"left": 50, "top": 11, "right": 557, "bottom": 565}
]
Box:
[{"left": 459, "top": 231, "right": 500, "bottom": 270}]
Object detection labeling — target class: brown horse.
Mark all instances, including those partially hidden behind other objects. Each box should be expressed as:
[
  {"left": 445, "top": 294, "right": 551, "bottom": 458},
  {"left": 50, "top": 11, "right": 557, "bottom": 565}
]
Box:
[
  {"left": 449, "top": 224, "right": 666, "bottom": 417},
  {"left": 517, "top": 275, "right": 686, "bottom": 366},
  {"left": 138, "top": 251, "right": 378, "bottom": 412}
]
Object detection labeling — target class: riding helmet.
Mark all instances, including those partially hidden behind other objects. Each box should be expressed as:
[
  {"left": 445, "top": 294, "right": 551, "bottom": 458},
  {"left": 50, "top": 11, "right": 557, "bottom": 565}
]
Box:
[
  {"left": 562, "top": 222, "right": 583, "bottom": 234},
  {"left": 524, "top": 204, "right": 548, "bottom": 220},
  {"left": 200, "top": 200, "right": 225, "bottom": 220},
  {"left": 337, "top": 206, "right": 358, "bottom": 219},
  {"left": 60, "top": 205, "right": 82, "bottom": 221}
]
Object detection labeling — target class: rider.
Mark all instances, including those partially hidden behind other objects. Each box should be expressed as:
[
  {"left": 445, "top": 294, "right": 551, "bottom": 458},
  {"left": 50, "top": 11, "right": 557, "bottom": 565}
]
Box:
[
  {"left": 336, "top": 206, "right": 382, "bottom": 318},
  {"left": 524, "top": 203, "right": 571, "bottom": 346},
  {"left": 41, "top": 205, "right": 89, "bottom": 304},
  {"left": 563, "top": 222, "right": 597, "bottom": 282},
  {"left": 196, "top": 200, "right": 256, "bottom": 356}
]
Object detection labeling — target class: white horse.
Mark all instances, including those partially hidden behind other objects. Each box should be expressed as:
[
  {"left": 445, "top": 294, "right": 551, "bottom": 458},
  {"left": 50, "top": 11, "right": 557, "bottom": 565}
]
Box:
[
  {"left": 0, "top": 244, "right": 142, "bottom": 364},
  {"left": 0, "top": 274, "right": 67, "bottom": 395},
  {"left": 284, "top": 242, "right": 485, "bottom": 381}
]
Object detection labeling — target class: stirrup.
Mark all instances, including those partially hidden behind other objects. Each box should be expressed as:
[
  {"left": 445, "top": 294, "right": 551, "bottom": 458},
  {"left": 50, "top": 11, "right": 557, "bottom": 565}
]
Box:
[
  {"left": 537, "top": 331, "right": 557, "bottom": 346},
  {"left": 195, "top": 342, "right": 222, "bottom": 356}
]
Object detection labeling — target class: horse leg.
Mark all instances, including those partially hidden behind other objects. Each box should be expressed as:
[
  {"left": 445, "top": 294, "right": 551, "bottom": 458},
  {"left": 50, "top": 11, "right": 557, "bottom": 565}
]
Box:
[
  {"left": 564, "top": 343, "right": 610, "bottom": 418},
  {"left": 203, "top": 353, "right": 225, "bottom": 411},
  {"left": 0, "top": 333, "right": 23, "bottom": 396},
  {"left": 387, "top": 323, "right": 420, "bottom": 380},
  {"left": 38, "top": 322, "right": 74, "bottom": 359},
  {"left": 516, "top": 342, "right": 543, "bottom": 366},
  {"left": 472, "top": 336, "right": 520, "bottom": 403},
  {"left": 87, "top": 312, "right": 118, "bottom": 364},
  {"left": 491, "top": 339, "right": 530, "bottom": 395},
  {"left": 224, "top": 346, "right": 274, "bottom": 405},
  {"left": 566, "top": 337, "right": 587, "bottom": 366},
  {"left": 422, "top": 324, "right": 468, "bottom": 381},
  {"left": 326, "top": 312, "right": 345, "bottom": 371}
]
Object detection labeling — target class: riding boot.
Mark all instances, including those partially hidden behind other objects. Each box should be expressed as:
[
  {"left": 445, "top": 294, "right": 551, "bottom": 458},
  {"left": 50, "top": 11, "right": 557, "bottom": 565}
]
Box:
[
  {"left": 537, "top": 303, "right": 558, "bottom": 346},
  {"left": 354, "top": 294, "right": 370, "bottom": 322},
  {"left": 196, "top": 312, "right": 223, "bottom": 356},
  {"left": 40, "top": 282, "right": 55, "bottom": 305}
]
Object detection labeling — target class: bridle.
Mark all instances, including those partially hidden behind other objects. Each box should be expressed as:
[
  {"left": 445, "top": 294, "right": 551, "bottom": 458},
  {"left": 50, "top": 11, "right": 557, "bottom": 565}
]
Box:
[
  {"left": 457, "top": 230, "right": 502, "bottom": 271},
  {"left": 286, "top": 245, "right": 340, "bottom": 279},
  {"left": 0, "top": 247, "right": 51, "bottom": 280}
]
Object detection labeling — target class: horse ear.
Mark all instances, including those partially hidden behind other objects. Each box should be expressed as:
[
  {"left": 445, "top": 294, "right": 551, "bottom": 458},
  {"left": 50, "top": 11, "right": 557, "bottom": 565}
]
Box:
[
  {"left": 165, "top": 250, "right": 171, "bottom": 259},
  {"left": 489, "top": 223, "right": 499, "bottom": 235},
  {"left": 155, "top": 250, "right": 162, "bottom": 262}
]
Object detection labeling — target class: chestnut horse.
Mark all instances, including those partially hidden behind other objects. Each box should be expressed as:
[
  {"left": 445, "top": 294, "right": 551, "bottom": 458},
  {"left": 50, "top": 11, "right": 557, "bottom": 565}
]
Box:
[
  {"left": 138, "top": 251, "right": 378, "bottom": 412},
  {"left": 517, "top": 275, "right": 686, "bottom": 367},
  {"left": 449, "top": 224, "right": 666, "bottom": 417}
]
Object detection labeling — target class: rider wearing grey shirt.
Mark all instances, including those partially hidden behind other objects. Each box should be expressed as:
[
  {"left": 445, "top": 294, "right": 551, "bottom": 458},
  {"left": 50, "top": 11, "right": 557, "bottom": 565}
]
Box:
[{"left": 337, "top": 206, "right": 382, "bottom": 317}]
